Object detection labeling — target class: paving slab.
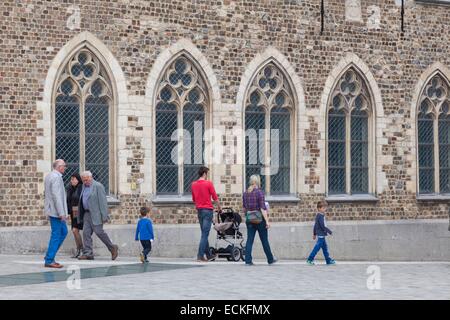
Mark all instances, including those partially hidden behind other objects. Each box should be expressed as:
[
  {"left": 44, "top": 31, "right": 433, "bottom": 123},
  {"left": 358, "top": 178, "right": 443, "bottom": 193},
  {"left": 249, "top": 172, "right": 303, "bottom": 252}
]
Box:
[{"left": 0, "top": 255, "right": 449, "bottom": 300}]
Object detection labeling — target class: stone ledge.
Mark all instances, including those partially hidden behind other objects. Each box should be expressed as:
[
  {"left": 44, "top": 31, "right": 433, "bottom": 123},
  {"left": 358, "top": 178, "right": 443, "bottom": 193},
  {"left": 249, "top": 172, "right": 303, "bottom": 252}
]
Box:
[
  {"left": 325, "top": 194, "right": 379, "bottom": 203},
  {"left": 151, "top": 195, "right": 194, "bottom": 206},
  {"left": 265, "top": 195, "right": 301, "bottom": 203},
  {"left": 107, "top": 196, "right": 121, "bottom": 207},
  {"left": 416, "top": 194, "right": 450, "bottom": 202}
]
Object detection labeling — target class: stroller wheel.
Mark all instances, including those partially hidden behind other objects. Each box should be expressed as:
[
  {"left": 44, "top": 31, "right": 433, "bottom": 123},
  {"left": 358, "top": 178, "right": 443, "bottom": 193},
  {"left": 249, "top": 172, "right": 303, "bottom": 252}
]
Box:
[{"left": 231, "top": 246, "right": 241, "bottom": 262}]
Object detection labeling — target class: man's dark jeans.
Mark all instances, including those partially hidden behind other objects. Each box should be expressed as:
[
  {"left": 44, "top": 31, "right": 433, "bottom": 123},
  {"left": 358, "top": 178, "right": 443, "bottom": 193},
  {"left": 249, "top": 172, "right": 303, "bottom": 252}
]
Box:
[
  {"left": 140, "top": 240, "right": 152, "bottom": 259},
  {"left": 197, "top": 209, "right": 213, "bottom": 259},
  {"left": 245, "top": 219, "right": 274, "bottom": 264}
]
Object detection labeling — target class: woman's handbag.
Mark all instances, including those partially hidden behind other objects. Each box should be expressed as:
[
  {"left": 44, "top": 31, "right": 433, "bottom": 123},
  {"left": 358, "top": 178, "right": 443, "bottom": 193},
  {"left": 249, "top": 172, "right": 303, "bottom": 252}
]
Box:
[{"left": 246, "top": 210, "right": 263, "bottom": 224}]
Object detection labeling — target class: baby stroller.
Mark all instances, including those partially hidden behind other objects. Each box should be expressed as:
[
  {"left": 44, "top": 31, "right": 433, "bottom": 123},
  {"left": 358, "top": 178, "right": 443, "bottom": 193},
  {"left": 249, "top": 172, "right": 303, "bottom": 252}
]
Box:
[{"left": 208, "top": 208, "right": 245, "bottom": 262}]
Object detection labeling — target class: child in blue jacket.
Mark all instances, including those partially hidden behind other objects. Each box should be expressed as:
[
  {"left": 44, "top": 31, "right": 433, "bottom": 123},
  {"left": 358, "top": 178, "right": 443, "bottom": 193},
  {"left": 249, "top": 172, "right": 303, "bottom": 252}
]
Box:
[
  {"left": 135, "top": 207, "right": 154, "bottom": 263},
  {"left": 306, "top": 201, "right": 336, "bottom": 265}
]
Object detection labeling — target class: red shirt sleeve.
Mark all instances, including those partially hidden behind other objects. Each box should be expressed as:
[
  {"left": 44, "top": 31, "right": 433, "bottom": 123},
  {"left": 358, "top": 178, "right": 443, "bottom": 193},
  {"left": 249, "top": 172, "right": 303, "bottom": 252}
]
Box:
[{"left": 209, "top": 181, "right": 218, "bottom": 201}]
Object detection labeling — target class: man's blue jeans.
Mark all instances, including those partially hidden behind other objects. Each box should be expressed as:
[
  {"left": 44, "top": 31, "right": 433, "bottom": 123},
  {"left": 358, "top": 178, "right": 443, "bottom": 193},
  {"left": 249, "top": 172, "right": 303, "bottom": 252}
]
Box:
[
  {"left": 245, "top": 220, "right": 274, "bottom": 264},
  {"left": 44, "top": 216, "right": 68, "bottom": 264},
  {"left": 197, "top": 209, "right": 213, "bottom": 259},
  {"left": 307, "top": 237, "right": 331, "bottom": 263}
]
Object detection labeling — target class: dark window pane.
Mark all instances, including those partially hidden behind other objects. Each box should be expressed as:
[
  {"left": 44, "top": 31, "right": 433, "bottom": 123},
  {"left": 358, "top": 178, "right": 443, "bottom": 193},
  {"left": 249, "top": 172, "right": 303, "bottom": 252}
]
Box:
[
  {"left": 328, "top": 111, "right": 346, "bottom": 194},
  {"left": 418, "top": 115, "right": 435, "bottom": 194},
  {"left": 85, "top": 97, "right": 110, "bottom": 189},
  {"left": 439, "top": 115, "right": 450, "bottom": 193},
  {"left": 245, "top": 107, "right": 266, "bottom": 190},
  {"left": 55, "top": 96, "right": 80, "bottom": 187},
  {"left": 270, "top": 107, "right": 290, "bottom": 194},
  {"left": 351, "top": 111, "right": 369, "bottom": 194}
]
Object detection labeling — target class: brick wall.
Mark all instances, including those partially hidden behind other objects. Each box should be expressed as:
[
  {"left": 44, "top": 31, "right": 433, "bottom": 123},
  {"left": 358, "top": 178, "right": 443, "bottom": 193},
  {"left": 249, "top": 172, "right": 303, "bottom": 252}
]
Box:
[{"left": 1, "top": 0, "right": 450, "bottom": 227}]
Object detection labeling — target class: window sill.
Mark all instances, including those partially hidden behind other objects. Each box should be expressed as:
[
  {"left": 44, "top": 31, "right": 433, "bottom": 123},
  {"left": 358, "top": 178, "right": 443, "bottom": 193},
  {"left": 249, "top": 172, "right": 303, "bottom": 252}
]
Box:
[
  {"left": 416, "top": 194, "right": 450, "bottom": 201},
  {"left": 415, "top": 0, "right": 450, "bottom": 7},
  {"left": 151, "top": 195, "right": 194, "bottom": 205},
  {"left": 265, "top": 195, "right": 301, "bottom": 203},
  {"left": 325, "top": 194, "right": 379, "bottom": 203},
  {"left": 106, "top": 195, "right": 121, "bottom": 207}
]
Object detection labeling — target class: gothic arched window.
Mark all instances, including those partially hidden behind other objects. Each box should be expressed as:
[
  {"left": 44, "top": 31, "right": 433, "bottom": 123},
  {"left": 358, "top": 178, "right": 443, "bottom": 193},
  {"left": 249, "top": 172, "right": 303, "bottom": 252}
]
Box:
[
  {"left": 418, "top": 74, "right": 450, "bottom": 194},
  {"left": 155, "top": 55, "right": 208, "bottom": 195},
  {"left": 54, "top": 48, "right": 113, "bottom": 191},
  {"left": 327, "top": 68, "right": 372, "bottom": 195},
  {"left": 244, "top": 63, "right": 294, "bottom": 195}
]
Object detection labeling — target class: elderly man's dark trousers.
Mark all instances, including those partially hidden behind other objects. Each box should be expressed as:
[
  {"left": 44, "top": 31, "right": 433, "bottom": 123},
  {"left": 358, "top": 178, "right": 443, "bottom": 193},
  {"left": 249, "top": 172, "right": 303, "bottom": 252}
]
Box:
[{"left": 82, "top": 211, "right": 114, "bottom": 257}]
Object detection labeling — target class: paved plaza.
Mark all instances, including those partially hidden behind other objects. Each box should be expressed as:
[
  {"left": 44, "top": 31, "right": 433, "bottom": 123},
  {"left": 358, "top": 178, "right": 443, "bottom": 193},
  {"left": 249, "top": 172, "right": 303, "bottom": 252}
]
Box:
[{"left": 0, "top": 254, "right": 448, "bottom": 300}]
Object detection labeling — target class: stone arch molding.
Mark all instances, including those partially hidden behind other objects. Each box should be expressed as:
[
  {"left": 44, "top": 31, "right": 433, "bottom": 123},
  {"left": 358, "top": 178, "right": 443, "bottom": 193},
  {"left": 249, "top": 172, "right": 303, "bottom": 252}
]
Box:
[
  {"left": 37, "top": 31, "right": 130, "bottom": 194},
  {"left": 143, "top": 38, "right": 222, "bottom": 195},
  {"left": 318, "top": 52, "right": 385, "bottom": 195},
  {"left": 409, "top": 61, "right": 450, "bottom": 195},
  {"left": 236, "top": 46, "right": 306, "bottom": 195}
]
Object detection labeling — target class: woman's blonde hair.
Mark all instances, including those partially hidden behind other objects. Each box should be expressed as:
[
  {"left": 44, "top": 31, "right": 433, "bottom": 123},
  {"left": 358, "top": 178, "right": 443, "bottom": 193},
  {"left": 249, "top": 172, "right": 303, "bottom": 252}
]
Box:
[{"left": 247, "top": 174, "right": 261, "bottom": 193}]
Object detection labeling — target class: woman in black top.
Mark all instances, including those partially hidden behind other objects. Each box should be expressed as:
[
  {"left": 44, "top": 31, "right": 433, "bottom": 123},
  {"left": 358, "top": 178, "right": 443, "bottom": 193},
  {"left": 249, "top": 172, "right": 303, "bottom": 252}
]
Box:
[{"left": 66, "top": 173, "right": 83, "bottom": 258}]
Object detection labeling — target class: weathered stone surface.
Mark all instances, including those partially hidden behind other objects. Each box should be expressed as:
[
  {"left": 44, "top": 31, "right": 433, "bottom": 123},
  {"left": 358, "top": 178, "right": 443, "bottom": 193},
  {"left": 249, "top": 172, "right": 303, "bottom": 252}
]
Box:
[{"left": 0, "top": 1, "right": 450, "bottom": 227}]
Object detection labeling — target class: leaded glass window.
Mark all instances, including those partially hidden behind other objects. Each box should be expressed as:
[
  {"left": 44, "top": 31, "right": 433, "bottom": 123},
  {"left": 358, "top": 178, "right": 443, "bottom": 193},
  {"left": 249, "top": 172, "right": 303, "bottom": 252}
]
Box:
[
  {"left": 155, "top": 56, "right": 208, "bottom": 195},
  {"left": 244, "top": 63, "right": 293, "bottom": 195},
  {"left": 327, "top": 68, "right": 371, "bottom": 195},
  {"left": 55, "top": 49, "right": 113, "bottom": 190},
  {"left": 417, "top": 74, "right": 450, "bottom": 194}
]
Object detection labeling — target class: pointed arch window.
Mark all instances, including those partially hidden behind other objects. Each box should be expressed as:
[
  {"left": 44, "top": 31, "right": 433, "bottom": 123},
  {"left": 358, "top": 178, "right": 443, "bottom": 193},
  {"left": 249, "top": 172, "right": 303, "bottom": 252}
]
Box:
[
  {"left": 418, "top": 74, "right": 450, "bottom": 194},
  {"left": 244, "top": 63, "right": 294, "bottom": 195},
  {"left": 327, "top": 68, "right": 372, "bottom": 195},
  {"left": 54, "top": 48, "right": 113, "bottom": 191},
  {"left": 155, "top": 55, "right": 208, "bottom": 195}
]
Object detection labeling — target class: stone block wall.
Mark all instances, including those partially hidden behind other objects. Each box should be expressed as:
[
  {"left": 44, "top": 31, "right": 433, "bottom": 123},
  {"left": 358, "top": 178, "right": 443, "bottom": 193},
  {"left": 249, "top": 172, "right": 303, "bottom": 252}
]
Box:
[{"left": 1, "top": 0, "right": 450, "bottom": 227}]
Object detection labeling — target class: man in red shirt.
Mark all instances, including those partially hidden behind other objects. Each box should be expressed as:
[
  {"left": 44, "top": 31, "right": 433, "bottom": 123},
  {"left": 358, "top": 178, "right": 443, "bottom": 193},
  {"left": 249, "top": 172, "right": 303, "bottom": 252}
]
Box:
[{"left": 191, "top": 166, "right": 222, "bottom": 262}]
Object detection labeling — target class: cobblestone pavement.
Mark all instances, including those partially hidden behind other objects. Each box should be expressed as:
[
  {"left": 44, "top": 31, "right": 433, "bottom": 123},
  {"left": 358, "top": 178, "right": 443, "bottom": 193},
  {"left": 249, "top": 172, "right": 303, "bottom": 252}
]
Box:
[{"left": 0, "top": 254, "right": 449, "bottom": 300}]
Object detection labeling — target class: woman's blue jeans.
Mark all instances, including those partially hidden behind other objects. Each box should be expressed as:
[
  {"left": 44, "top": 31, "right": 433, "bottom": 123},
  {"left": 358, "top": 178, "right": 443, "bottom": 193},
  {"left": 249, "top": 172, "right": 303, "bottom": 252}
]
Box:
[
  {"left": 197, "top": 209, "right": 213, "bottom": 259},
  {"left": 245, "top": 220, "right": 274, "bottom": 264}
]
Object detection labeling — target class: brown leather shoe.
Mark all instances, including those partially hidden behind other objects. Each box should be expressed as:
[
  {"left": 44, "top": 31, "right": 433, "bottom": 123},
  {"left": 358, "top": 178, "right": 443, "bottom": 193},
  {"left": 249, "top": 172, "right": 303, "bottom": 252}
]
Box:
[
  {"left": 196, "top": 257, "right": 208, "bottom": 262},
  {"left": 111, "top": 245, "right": 119, "bottom": 260},
  {"left": 45, "top": 262, "right": 63, "bottom": 268},
  {"left": 78, "top": 255, "right": 94, "bottom": 260}
]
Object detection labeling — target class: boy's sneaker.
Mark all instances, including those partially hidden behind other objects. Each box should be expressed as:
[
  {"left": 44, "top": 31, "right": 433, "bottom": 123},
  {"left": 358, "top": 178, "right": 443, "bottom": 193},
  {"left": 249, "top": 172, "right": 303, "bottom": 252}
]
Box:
[
  {"left": 144, "top": 259, "right": 149, "bottom": 263},
  {"left": 306, "top": 260, "right": 315, "bottom": 265},
  {"left": 327, "top": 259, "right": 336, "bottom": 265},
  {"left": 139, "top": 253, "right": 145, "bottom": 263}
]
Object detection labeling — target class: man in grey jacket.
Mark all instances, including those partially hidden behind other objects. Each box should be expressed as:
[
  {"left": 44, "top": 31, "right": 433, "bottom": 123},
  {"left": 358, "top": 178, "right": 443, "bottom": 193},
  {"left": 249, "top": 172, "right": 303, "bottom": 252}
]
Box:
[
  {"left": 44, "top": 159, "right": 69, "bottom": 268},
  {"left": 77, "top": 171, "right": 118, "bottom": 260}
]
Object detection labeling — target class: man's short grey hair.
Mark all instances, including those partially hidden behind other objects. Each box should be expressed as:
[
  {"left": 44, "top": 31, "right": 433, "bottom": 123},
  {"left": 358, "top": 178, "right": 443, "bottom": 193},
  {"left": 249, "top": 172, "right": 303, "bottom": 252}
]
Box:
[
  {"left": 53, "top": 159, "right": 65, "bottom": 169},
  {"left": 80, "top": 171, "right": 93, "bottom": 178}
]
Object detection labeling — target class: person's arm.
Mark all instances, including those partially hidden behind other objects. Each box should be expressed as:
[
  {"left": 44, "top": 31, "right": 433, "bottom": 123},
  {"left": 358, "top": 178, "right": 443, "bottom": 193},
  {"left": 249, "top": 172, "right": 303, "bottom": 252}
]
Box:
[
  {"left": 318, "top": 214, "right": 332, "bottom": 235},
  {"left": 148, "top": 220, "right": 154, "bottom": 241},
  {"left": 210, "top": 183, "right": 221, "bottom": 211},
  {"left": 135, "top": 222, "right": 139, "bottom": 241},
  {"left": 259, "top": 191, "right": 269, "bottom": 228},
  {"left": 51, "top": 176, "right": 67, "bottom": 219},
  {"left": 97, "top": 183, "right": 109, "bottom": 223}
]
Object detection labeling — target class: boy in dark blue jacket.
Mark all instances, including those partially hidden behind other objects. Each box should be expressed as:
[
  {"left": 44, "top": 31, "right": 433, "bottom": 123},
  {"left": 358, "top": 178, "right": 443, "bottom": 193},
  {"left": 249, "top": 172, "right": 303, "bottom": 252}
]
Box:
[
  {"left": 306, "top": 201, "right": 336, "bottom": 265},
  {"left": 135, "top": 207, "right": 154, "bottom": 263}
]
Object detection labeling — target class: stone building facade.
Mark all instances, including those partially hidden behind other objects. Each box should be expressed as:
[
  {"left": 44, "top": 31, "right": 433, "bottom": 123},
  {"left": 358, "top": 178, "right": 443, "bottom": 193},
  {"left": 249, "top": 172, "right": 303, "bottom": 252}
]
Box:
[{"left": 1, "top": 0, "right": 450, "bottom": 227}]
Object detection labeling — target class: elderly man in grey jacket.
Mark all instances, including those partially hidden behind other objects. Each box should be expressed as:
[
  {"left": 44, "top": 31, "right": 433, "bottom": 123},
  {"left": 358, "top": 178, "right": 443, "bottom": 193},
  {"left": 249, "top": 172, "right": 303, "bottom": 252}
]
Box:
[
  {"left": 77, "top": 171, "right": 118, "bottom": 260},
  {"left": 44, "top": 159, "right": 69, "bottom": 268}
]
